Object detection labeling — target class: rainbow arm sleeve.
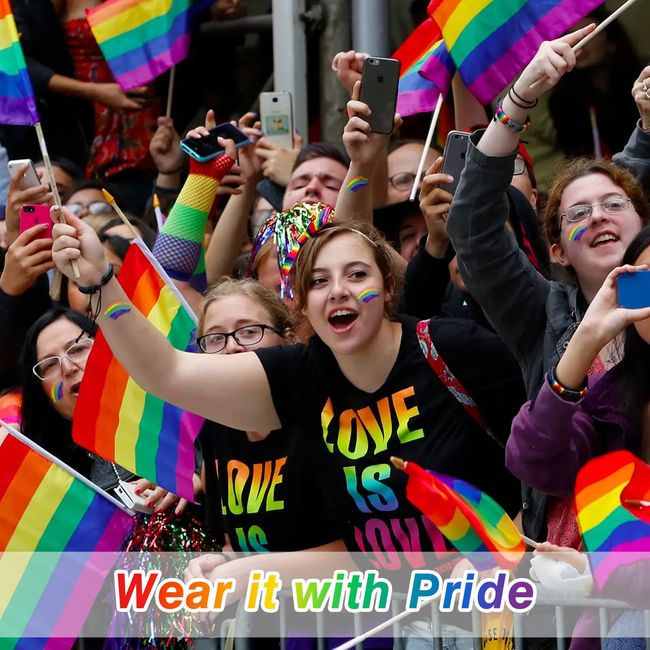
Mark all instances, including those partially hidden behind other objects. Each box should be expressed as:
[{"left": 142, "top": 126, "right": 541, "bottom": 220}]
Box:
[{"left": 152, "top": 154, "right": 234, "bottom": 283}]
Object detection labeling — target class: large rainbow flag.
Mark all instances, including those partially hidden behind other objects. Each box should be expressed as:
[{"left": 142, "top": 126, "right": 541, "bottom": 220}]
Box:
[
  {"left": 401, "top": 459, "right": 524, "bottom": 569},
  {"left": 421, "top": 0, "right": 606, "bottom": 104},
  {"left": 0, "top": 0, "right": 39, "bottom": 125},
  {"left": 86, "top": 0, "right": 202, "bottom": 91},
  {"left": 73, "top": 238, "right": 203, "bottom": 501},
  {"left": 575, "top": 450, "right": 650, "bottom": 590},
  {"left": 0, "top": 423, "right": 134, "bottom": 646}
]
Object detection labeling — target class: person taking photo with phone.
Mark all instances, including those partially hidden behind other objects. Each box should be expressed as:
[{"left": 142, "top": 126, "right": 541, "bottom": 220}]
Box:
[{"left": 445, "top": 25, "right": 650, "bottom": 547}]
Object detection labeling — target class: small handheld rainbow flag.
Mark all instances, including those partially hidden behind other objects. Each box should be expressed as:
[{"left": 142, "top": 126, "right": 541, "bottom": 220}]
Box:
[
  {"left": 0, "top": 422, "right": 134, "bottom": 645},
  {"left": 73, "top": 238, "right": 203, "bottom": 501},
  {"left": 422, "top": 0, "right": 606, "bottom": 104},
  {"left": 0, "top": 0, "right": 39, "bottom": 125},
  {"left": 575, "top": 450, "right": 650, "bottom": 589},
  {"left": 396, "top": 458, "right": 525, "bottom": 569},
  {"left": 86, "top": 0, "right": 201, "bottom": 91},
  {"left": 393, "top": 16, "right": 449, "bottom": 117}
]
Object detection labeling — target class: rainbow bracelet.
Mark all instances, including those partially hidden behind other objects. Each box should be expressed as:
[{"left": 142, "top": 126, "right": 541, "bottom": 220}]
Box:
[
  {"left": 548, "top": 366, "right": 588, "bottom": 402},
  {"left": 494, "top": 99, "right": 531, "bottom": 133}
]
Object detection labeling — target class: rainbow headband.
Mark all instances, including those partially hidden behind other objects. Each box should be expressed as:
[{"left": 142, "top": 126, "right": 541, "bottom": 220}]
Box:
[
  {"left": 568, "top": 225, "right": 588, "bottom": 242},
  {"left": 51, "top": 381, "right": 64, "bottom": 404},
  {"left": 248, "top": 203, "right": 335, "bottom": 298},
  {"left": 358, "top": 289, "right": 380, "bottom": 303},
  {"left": 104, "top": 302, "right": 132, "bottom": 320}
]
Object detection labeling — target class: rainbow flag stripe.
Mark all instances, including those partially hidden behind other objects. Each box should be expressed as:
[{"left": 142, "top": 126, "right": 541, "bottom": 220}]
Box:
[
  {"left": 404, "top": 460, "right": 524, "bottom": 569},
  {"left": 73, "top": 239, "right": 203, "bottom": 501},
  {"left": 0, "top": 0, "right": 39, "bottom": 125},
  {"left": 394, "top": 16, "right": 449, "bottom": 116},
  {"left": 575, "top": 450, "right": 650, "bottom": 589},
  {"left": 86, "top": 0, "right": 196, "bottom": 91},
  {"left": 423, "top": 0, "right": 605, "bottom": 104},
  {"left": 0, "top": 424, "right": 134, "bottom": 646}
]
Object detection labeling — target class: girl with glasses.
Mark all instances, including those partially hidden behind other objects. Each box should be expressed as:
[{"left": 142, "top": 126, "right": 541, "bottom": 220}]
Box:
[{"left": 446, "top": 26, "right": 650, "bottom": 547}]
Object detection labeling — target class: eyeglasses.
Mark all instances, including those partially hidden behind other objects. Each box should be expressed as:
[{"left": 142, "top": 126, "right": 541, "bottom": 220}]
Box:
[
  {"left": 66, "top": 200, "right": 113, "bottom": 217},
  {"left": 560, "top": 195, "right": 632, "bottom": 224},
  {"left": 197, "top": 324, "right": 282, "bottom": 353},
  {"left": 513, "top": 158, "right": 527, "bottom": 176},
  {"left": 388, "top": 172, "right": 418, "bottom": 192},
  {"left": 32, "top": 337, "right": 94, "bottom": 380}
]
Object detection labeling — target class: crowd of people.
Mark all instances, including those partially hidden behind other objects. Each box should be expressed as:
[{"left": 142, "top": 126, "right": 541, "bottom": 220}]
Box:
[{"left": 3, "top": 3, "right": 650, "bottom": 648}]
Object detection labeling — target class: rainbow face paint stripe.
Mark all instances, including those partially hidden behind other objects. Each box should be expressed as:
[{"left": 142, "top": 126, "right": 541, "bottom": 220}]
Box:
[
  {"left": 357, "top": 289, "right": 381, "bottom": 303},
  {"left": 104, "top": 302, "right": 132, "bottom": 320},
  {"left": 51, "top": 381, "right": 64, "bottom": 404},
  {"left": 345, "top": 176, "right": 369, "bottom": 192},
  {"left": 568, "top": 224, "right": 588, "bottom": 241}
]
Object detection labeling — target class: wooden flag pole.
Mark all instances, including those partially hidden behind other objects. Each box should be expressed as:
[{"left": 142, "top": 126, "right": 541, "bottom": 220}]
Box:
[
  {"left": 165, "top": 66, "right": 176, "bottom": 119},
  {"left": 34, "top": 121, "right": 80, "bottom": 279},
  {"left": 409, "top": 93, "right": 443, "bottom": 202},
  {"left": 102, "top": 189, "right": 140, "bottom": 239}
]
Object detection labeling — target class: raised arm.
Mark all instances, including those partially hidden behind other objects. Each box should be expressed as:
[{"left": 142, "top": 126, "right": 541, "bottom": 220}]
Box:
[{"left": 50, "top": 207, "right": 281, "bottom": 433}]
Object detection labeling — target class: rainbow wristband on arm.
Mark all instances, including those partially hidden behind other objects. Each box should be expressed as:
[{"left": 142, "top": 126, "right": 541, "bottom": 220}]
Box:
[{"left": 152, "top": 155, "right": 234, "bottom": 284}]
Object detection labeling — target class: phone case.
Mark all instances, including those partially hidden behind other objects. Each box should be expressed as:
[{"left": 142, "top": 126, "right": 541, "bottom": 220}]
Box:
[
  {"left": 618, "top": 270, "right": 650, "bottom": 309},
  {"left": 180, "top": 124, "right": 251, "bottom": 162},
  {"left": 441, "top": 131, "right": 471, "bottom": 196},
  {"left": 19, "top": 204, "right": 53, "bottom": 239},
  {"left": 361, "top": 57, "right": 400, "bottom": 134},
  {"left": 260, "top": 92, "right": 294, "bottom": 149},
  {"left": 114, "top": 480, "right": 154, "bottom": 514}
]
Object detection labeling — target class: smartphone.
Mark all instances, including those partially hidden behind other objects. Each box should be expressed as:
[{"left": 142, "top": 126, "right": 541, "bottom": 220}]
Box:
[
  {"left": 8, "top": 159, "right": 40, "bottom": 190},
  {"left": 441, "top": 130, "right": 471, "bottom": 196},
  {"left": 180, "top": 122, "right": 251, "bottom": 162},
  {"left": 618, "top": 270, "right": 650, "bottom": 309},
  {"left": 19, "top": 204, "right": 53, "bottom": 239},
  {"left": 360, "top": 57, "right": 400, "bottom": 134},
  {"left": 259, "top": 91, "right": 294, "bottom": 149}
]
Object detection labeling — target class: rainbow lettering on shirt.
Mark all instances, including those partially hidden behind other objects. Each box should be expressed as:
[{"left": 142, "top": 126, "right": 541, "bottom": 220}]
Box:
[
  {"left": 357, "top": 289, "right": 381, "bottom": 303},
  {"left": 51, "top": 381, "right": 64, "bottom": 404},
  {"left": 345, "top": 176, "right": 369, "bottom": 192},
  {"left": 568, "top": 224, "right": 588, "bottom": 242},
  {"left": 104, "top": 302, "right": 132, "bottom": 320}
]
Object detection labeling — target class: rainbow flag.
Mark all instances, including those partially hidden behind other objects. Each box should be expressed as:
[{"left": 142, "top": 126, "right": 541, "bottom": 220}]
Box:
[
  {"left": 73, "top": 238, "right": 203, "bottom": 501},
  {"left": 422, "top": 0, "right": 606, "bottom": 104},
  {"left": 403, "top": 460, "right": 524, "bottom": 569},
  {"left": 575, "top": 450, "right": 650, "bottom": 590},
  {"left": 0, "top": 423, "right": 134, "bottom": 646},
  {"left": 0, "top": 0, "right": 39, "bottom": 125},
  {"left": 86, "top": 0, "right": 200, "bottom": 91},
  {"left": 394, "top": 17, "right": 449, "bottom": 117}
]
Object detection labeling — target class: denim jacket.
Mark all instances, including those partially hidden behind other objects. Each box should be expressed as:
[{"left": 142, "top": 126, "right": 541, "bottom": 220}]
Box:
[{"left": 446, "top": 123, "right": 650, "bottom": 541}]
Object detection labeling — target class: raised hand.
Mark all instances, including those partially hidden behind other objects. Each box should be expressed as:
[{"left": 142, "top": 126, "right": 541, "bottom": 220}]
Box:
[
  {"left": 0, "top": 225, "right": 54, "bottom": 296},
  {"left": 50, "top": 206, "right": 109, "bottom": 286},
  {"left": 632, "top": 65, "right": 650, "bottom": 133},
  {"left": 343, "top": 80, "right": 402, "bottom": 167},
  {"left": 150, "top": 116, "right": 184, "bottom": 174},
  {"left": 419, "top": 157, "right": 454, "bottom": 258},
  {"left": 5, "top": 165, "right": 52, "bottom": 247},
  {"left": 255, "top": 132, "right": 303, "bottom": 186},
  {"left": 332, "top": 50, "right": 368, "bottom": 97}
]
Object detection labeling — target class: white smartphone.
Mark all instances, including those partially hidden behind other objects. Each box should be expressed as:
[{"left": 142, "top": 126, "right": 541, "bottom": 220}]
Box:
[
  {"left": 260, "top": 91, "right": 294, "bottom": 149},
  {"left": 8, "top": 159, "right": 41, "bottom": 190}
]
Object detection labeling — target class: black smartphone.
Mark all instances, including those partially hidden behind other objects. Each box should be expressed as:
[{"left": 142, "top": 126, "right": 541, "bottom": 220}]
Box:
[
  {"left": 180, "top": 122, "right": 251, "bottom": 162},
  {"left": 441, "top": 130, "right": 471, "bottom": 196},
  {"left": 360, "top": 56, "right": 400, "bottom": 134}
]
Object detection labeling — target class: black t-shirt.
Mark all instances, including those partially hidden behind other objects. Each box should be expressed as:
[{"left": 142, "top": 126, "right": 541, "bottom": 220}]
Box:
[
  {"left": 255, "top": 316, "right": 524, "bottom": 570},
  {"left": 200, "top": 421, "right": 342, "bottom": 553}
]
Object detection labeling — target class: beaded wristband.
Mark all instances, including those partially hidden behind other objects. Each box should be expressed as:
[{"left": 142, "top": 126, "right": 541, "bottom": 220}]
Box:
[
  {"left": 494, "top": 99, "right": 531, "bottom": 133},
  {"left": 547, "top": 366, "right": 588, "bottom": 402}
]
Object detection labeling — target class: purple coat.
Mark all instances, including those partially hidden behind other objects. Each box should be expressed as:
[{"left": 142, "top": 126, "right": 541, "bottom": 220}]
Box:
[{"left": 506, "top": 367, "right": 640, "bottom": 497}]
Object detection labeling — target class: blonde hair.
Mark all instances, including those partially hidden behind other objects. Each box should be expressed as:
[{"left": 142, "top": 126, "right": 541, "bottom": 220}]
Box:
[{"left": 198, "top": 277, "right": 294, "bottom": 337}]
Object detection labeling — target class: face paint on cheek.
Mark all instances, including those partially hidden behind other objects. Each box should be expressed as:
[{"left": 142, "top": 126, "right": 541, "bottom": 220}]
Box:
[
  {"left": 357, "top": 289, "right": 381, "bottom": 304},
  {"left": 104, "top": 302, "right": 132, "bottom": 320},
  {"left": 568, "top": 224, "right": 588, "bottom": 242},
  {"left": 51, "top": 381, "right": 64, "bottom": 404}
]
